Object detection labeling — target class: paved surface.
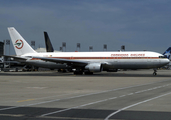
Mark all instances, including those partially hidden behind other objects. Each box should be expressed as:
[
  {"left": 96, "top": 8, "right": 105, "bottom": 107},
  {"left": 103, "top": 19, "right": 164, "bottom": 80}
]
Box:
[{"left": 0, "top": 70, "right": 171, "bottom": 120}]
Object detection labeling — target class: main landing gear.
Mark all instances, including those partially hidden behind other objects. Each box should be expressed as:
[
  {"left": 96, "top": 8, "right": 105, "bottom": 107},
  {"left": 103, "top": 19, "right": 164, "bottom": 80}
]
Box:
[
  {"left": 73, "top": 69, "right": 94, "bottom": 75},
  {"left": 73, "top": 68, "right": 83, "bottom": 75},
  {"left": 74, "top": 71, "right": 83, "bottom": 75},
  {"left": 153, "top": 69, "right": 157, "bottom": 76}
]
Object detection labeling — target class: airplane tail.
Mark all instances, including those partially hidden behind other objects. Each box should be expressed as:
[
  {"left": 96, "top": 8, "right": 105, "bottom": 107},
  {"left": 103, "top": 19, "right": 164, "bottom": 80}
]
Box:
[
  {"left": 8, "top": 27, "right": 36, "bottom": 56},
  {"left": 0, "top": 56, "right": 4, "bottom": 63},
  {"left": 163, "top": 47, "right": 171, "bottom": 59},
  {"left": 44, "top": 32, "right": 54, "bottom": 52}
]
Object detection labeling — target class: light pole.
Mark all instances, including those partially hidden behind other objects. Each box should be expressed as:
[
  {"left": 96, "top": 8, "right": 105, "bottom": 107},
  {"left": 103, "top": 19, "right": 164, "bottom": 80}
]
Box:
[
  {"left": 62, "top": 42, "right": 66, "bottom": 52},
  {"left": 77, "top": 43, "right": 80, "bottom": 51}
]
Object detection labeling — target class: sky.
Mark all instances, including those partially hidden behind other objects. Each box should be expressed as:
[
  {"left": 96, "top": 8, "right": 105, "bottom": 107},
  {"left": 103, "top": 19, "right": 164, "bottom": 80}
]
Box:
[{"left": 0, "top": 0, "right": 171, "bottom": 55}]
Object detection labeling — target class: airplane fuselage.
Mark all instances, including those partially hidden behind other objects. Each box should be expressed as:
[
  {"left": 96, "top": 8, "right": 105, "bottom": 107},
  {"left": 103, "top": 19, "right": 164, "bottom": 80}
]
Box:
[
  {"left": 7, "top": 27, "right": 171, "bottom": 75},
  {"left": 22, "top": 51, "right": 169, "bottom": 70}
]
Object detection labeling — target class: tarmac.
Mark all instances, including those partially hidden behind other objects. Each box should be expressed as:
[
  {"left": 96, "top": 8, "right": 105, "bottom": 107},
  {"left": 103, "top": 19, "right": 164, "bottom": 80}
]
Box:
[{"left": 0, "top": 69, "right": 171, "bottom": 120}]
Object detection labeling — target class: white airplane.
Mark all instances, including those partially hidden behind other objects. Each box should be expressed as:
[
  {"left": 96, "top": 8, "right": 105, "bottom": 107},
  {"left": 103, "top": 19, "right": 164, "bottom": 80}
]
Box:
[{"left": 8, "top": 27, "right": 170, "bottom": 75}]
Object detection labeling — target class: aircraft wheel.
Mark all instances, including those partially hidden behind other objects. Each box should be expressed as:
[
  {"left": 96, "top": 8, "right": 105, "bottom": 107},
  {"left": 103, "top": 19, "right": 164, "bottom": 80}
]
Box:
[
  {"left": 153, "top": 72, "right": 157, "bottom": 76},
  {"left": 62, "top": 69, "right": 67, "bottom": 73},
  {"left": 74, "top": 71, "right": 83, "bottom": 75},
  {"left": 58, "top": 69, "right": 62, "bottom": 72}
]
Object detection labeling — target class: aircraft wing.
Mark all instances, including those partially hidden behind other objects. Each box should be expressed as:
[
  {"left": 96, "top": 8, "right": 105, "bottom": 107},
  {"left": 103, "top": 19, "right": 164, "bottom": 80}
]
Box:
[
  {"left": 3, "top": 55, "right": 29, "bottom": 64},
  {"left": 32, "top": 56, "right": 88, "bottom": 66},
  {"left": 3, "top": 55, "right": 27, "bottom": 61}
]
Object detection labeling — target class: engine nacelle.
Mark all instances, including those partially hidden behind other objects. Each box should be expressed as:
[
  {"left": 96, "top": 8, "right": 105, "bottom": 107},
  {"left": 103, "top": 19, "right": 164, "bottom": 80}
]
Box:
[{"left": 85, "top": 63, "right": 103, "bottom": 72}]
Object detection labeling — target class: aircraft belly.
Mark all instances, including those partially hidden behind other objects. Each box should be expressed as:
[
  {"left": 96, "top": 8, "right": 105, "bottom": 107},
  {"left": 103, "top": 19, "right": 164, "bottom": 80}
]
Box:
[{"left": 114, "top": 59, "right": 147, "bottom": 69}]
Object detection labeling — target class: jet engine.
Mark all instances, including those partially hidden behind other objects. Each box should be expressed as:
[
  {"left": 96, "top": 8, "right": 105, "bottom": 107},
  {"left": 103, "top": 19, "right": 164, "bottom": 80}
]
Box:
[{"left": 85, "top": 63, "right": 103, "bottom": 72}]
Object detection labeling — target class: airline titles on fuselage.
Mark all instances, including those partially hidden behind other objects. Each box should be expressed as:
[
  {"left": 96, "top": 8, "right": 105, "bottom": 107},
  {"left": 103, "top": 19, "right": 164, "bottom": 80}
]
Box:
[{"left": 111, "top": 54, "right": 145, "bottom": 57}]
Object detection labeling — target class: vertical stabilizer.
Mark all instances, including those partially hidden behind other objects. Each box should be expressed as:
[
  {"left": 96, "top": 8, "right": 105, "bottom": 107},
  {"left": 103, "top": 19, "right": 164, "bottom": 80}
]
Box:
[
  {"left": 44, "top": 32, "right": 54, "bottom": 52},
  {"left": 8, "top": 27, "right": 36, "bottom": 56},
  {"left": 163, "top": 47, "right": 171, "bottom": 59}
]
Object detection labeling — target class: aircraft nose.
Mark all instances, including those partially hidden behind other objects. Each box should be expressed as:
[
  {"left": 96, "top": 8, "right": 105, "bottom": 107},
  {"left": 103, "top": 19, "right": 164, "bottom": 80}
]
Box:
[
  {"left": 161, "top": 59, "right": 170, "bottom": 66},
  {"left": 165, "top": 59, "right": 170, "bottom": 64}
]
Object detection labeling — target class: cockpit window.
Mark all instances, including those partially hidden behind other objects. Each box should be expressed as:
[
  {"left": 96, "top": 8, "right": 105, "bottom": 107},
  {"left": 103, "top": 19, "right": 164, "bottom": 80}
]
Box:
[
  {"left": 164, "top": 55, "right": 168, "bottom": 58},
  {"left": 159, "top": 55, "right": 167, "bottom": 58}
]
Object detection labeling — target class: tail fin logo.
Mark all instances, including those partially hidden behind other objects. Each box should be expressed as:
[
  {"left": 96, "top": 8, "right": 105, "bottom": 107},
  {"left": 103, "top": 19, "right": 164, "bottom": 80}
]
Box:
[
  {"left": 14, "top": 39, "right": 24, "bottom": 49},
  {"left": 163, "top": 47, "right": 171, "bottom": 59}
]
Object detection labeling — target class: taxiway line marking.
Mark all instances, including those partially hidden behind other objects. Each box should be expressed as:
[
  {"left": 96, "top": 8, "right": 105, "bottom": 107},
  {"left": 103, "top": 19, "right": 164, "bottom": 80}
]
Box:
[
  {"left": 119, "top": 95, "right": 126, "bottom": 98},
  {"left": 0, "top": 80, "right": 170, "bottom": 111},
  {"left": 0, "top": 114, "right": 24, "bottom": 117},
  {"left": 127, "top": 93, "right": 134, "bottom": 96},
  {"left": 104, "top": 92, "right": 171, "bottom": 120},
  {"left": 41, "top": 97, "right": 118, "bottom": 117},
  {"left": 0, "top": 106, "right": 20, "bottom": 111},
  {"left": 0, "top": 81, "right": 153, "bottom": 111},
  {"left": 40, "top": 116, "right": 103, "bottom": 120},
  {"left": 41, "top": 83, "right": 171, "bottom": 117}
]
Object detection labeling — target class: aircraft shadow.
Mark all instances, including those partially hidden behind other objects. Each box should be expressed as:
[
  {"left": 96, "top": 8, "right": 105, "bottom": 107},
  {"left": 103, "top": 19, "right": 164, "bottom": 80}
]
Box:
[
  {"left": 0, "top": 70, "right": 171, "bottom": 77},
  {"left": 0, "top": 106, "right": 171, "bottom": 120}
]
